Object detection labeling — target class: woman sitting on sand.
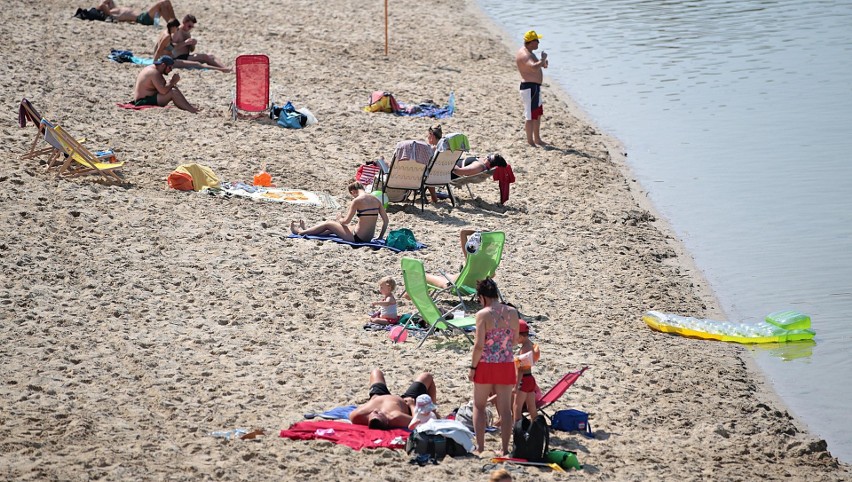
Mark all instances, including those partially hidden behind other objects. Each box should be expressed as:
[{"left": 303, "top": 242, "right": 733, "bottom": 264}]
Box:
[
  {"left": 153, "top": 20, "right": 232, "bottom": 72},
  {"left": 291, "top": 181, "right": 389, "bottom": 243}
]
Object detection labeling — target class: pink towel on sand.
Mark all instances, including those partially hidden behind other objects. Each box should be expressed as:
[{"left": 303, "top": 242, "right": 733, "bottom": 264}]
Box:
[{"left": 279, "top": 420, "right": 409, "bottom": 450}]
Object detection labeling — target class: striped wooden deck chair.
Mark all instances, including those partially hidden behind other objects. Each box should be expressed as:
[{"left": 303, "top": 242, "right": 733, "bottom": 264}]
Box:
[{"left": 49, "top": 124, "right": 125, "bottom": 184}]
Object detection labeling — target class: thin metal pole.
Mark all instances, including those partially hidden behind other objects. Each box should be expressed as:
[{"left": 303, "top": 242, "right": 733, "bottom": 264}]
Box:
[{"left": 384, "top": 0, "right": 388, "bottom": 56}]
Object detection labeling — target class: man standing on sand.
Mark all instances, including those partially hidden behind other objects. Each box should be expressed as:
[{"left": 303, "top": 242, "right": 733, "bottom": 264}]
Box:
[
  {"left": 349, "top": 369, "right": 438, "bottom": 429},
  {"left": 131, "top": 56, "right": 200, "bottom": 113},
  {"left": 516, "top": 30, "right": 549, "bottom": 147},
  {"left": 97, "top": 0, "right": 176, "bottom": 24},
  {"left": 171, "top": 15, "right": 231, "bottom": 72}
]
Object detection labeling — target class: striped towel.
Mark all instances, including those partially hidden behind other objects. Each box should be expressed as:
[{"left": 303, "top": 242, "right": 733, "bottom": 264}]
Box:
[
  {"left": 393, "top": 140, "right": 434, "bottom": 165},
  {"left": 356, "top": 163, "right": 380, "bottom": 187}
]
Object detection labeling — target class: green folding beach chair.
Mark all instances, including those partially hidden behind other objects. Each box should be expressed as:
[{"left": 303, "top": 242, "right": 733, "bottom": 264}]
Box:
[
  {"left": 428, "top": 231, "right": 506, "bottom": 312},
  {"left": 400, "top": 257, "right": 477, "bottom": 348}
]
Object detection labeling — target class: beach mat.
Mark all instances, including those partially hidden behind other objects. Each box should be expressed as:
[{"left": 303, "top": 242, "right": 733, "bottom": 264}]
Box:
[
  {"left": 287, "top": 233, "right": 426, "bottom": 253},
  {"left": 219, "top": 183, "right": 339, "bottom": 209},
  {"left": 304, "top": 405, "right": 357, "bottom": 420},
  {"left": 279, "top": 420, "right": 408, "bottom": 450}
]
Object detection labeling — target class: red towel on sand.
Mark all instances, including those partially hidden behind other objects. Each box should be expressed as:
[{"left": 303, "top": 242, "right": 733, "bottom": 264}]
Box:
[
  {"left": 493, "top": 164, "right": 515, "bottom": 204},
  {"left": 279, "top": 421, "right": 409, "bottom": 450}
]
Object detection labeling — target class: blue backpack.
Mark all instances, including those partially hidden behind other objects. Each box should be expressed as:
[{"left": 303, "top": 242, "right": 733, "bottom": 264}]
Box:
[
  {"left": 551, "top": 409, "right": 594, "bottom": 438},
  {"left": 274, "top": 101, "right": 307, "bottom": 129}
]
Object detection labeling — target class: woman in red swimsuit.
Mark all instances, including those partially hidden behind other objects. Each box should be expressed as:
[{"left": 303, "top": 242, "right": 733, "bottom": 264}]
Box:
[{"left": 469, "top": 278, "right": 520, "bottom": 455}]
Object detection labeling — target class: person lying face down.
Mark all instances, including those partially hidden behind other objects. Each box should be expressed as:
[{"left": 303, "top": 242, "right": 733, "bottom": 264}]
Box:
[{"left": 349, "top": 369, "right": 438, "bottom": 429}]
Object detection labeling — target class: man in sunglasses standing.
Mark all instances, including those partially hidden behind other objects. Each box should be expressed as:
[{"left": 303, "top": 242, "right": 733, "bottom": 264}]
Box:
[
  {"left": 516, "top": 30, "right": 549, "bottom": 147},
  {"left": 131, "top": 56, "right": 200, "bottom": 113}
]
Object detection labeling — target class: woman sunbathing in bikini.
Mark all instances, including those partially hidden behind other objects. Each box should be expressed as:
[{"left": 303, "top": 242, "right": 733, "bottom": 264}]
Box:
[{"left": 290, "top": 181, "right": 388, "bottom": 243}]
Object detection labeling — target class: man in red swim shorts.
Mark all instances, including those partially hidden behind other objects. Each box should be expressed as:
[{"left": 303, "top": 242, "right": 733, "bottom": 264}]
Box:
[{"left": 516, "top": 30, "right": 549, "bottom": 147}]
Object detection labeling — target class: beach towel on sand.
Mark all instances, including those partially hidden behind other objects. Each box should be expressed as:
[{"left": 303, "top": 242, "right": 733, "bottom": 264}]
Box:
[
  {"left": 279, "top": 421, "right": 408, "bottom": 450},
  {"left": 397, "top": 92, "right": 455, "bottom": 119},
  {"left": 108, "top": 49, "right": 154, "bottom": 65},
  {"left": 287, "top": 233, "right": 427, "bottom": 253},
  {"left": 304, "top": 405, "right": 357, "bottom": 420}
]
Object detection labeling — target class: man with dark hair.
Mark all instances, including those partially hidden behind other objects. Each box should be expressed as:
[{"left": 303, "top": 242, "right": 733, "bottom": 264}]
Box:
[
  {"left": 97, "top": 0, "right": 176, "bottom": 24},
  {"left": 349, "top": 369, "right": 438, "bottom": 429},
  {"left": 131, "top": 56, "right": 200, "bottom": 113},
  {"left": 171, "top": 15, "right": 231, "bottom": 72}
]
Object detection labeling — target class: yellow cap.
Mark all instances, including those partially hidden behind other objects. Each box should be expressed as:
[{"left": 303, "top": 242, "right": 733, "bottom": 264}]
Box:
[{"left": 524, "top": 30, "right": 542, "bottom": 42}]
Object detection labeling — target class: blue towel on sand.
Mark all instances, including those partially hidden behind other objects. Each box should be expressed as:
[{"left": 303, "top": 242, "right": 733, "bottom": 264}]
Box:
[
  {"left": 108, "top": 49, "right": 154, "bottom": 65},
  {"left": 287, "top": 233, "right": 426, "bottom": 253},
  {"left": 304, "top": 405, "right": 357, "bottom": 420},
  {"left": 397, "top": 92, "right": 455, "bottom": 119}
]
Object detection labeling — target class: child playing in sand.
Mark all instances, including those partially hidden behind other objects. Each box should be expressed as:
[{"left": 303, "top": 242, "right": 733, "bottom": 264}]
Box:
[
  {"left": 514, "top": 319, "right": 541, "bottom": 421},
  {"left": 369, "top": 276, "right": 399, "bottom": 325}
]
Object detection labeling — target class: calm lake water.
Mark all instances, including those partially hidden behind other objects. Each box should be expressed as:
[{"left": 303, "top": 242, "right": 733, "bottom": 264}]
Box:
[{"left": 477, "top": 0, "right": 852, "bottom": 463}]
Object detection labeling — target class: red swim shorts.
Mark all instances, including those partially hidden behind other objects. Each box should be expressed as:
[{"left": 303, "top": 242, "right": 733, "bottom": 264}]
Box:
[{"left": 519, "top": 373, "right": 538, "bottom": 393}]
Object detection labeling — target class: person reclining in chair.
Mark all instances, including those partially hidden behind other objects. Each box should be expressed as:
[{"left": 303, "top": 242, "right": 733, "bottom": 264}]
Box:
[
  {"left": 451, "top": 153, "right": 507, "bottom": 179},
  {"left": 349, "top": 369, "right": 438, "bottom": 429},
  {"left": 423, "top": 228, "right": 485, "bottom": 289},
  {"left": 98, "top": 0, "right": 176, "bottom": 24}
]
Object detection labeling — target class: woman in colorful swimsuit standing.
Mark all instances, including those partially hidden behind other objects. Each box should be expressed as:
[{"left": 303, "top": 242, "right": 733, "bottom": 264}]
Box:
[{"left": 469, "top": 278, "right": 520, "bottom": 455}]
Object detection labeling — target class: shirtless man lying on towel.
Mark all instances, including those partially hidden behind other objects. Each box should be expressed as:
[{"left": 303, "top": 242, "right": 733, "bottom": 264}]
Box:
[
  {"left": 349, "top": 369, "right": 438, "bottom": 429},
  {"left": 98, "top": 0, "right": 176, "bottom": 24}
]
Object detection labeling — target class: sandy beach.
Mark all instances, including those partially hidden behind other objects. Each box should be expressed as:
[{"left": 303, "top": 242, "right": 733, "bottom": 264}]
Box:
[{"left": 1, "top": 0, "right": 850, "bottom": 480}]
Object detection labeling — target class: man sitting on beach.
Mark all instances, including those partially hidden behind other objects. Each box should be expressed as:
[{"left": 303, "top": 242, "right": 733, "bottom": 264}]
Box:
[
  {"left": 170, "top": 15, "right": 231, "bottom": 72},
  {"left": 98, "top": 0, "right": 177, "bottom": 24},
  {"left": 131, "top": 56, "right": 200, "bottom": 113},
  {"left": 349, "top": 369, "right": 438, "bottom": 429}
]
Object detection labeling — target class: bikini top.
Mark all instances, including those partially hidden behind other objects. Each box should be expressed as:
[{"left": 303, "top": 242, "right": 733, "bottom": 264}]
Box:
[{"left": 356, "top": 207, "right": 379, "bottom": 217}]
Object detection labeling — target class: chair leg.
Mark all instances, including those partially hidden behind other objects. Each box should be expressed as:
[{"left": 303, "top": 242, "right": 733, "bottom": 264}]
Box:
[
  {"left": 446, "top": 184, "right": 456, "bottom": 207},
  {"left": 417, "top": 320, "right": 440, "bottom": 348}
]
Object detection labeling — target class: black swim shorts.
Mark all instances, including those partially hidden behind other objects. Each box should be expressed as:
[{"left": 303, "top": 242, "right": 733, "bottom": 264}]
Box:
[{"left": 368, "top": 381, "right": 428, "bottom": 400}]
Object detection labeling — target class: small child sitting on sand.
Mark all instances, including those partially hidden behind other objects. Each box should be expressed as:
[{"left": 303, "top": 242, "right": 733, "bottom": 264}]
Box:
[
  {"left": 408, "top": 394, "right": 438, "bottom": 430},
  {"left": 514, "top": 319, "right": 541, "bottom": 421},
  {"left": 369, "top": 276, "right": 399, "bottom": 325}
]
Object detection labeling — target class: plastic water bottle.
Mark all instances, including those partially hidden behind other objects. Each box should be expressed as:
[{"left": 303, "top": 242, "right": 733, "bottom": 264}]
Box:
[{"left": 153, "top": 13, "right": 160, "bottom": 27}]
